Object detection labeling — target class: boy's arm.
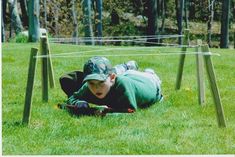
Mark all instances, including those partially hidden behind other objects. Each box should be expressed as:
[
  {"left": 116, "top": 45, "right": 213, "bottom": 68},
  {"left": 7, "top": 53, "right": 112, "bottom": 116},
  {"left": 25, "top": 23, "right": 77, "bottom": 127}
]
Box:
[
  {"left": 59, "top": 84, "right": 99, "bottom": 115},
  {"left": 66, "top": 83, "right": 90, "bottom": 106},
  {"left": 61, "top": 90, "right": 112, "bottom": 116}
]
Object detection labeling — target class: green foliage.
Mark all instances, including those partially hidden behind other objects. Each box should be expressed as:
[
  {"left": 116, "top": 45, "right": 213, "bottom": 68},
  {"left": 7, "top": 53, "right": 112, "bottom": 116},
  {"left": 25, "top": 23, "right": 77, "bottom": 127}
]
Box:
[
  {"left": 106, "top": 22, "right": 140, "bottom": 37},
  {"left": 9, "top": 33, "right": 28, "bottom": 43},
  {"left": 37, "top": 0, "right": 224, "bottom": 37},
  {"left": 2, "top": 43, "right": 235, "bottom": 155}
]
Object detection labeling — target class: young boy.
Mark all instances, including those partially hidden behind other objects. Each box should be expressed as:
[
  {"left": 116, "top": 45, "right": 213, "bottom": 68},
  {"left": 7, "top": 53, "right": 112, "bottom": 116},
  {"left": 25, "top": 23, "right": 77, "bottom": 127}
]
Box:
[{"left": 59, "top": 56, "right": 163, "bottom": 116}]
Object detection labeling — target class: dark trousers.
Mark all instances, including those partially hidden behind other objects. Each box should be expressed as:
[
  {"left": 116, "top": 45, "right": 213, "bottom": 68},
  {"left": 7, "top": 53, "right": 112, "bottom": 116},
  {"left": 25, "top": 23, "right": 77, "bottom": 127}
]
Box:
[{"left": 59, "top": 71, "right": 84, "bottom": 97}]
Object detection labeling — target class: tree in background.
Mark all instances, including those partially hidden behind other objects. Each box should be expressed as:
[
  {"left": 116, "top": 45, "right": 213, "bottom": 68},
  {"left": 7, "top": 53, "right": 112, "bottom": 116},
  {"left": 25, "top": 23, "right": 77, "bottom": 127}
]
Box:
[
  {"left": 42, "top": 0, "right": 47, "bottom": 29},
  {"left": 94, "top": 0, "right": 102, "bottom": 45},
  {"left": 72, "top": 0, "right": 78, "bottom": 44},
  {"left": 146, "top": 0, "right": 158, "bottom": 45},
  {"left": 207, "top": 0, "right": 215, "bottom": 47},
  {"left": 19, "top": 0, "right": 28, "bottom": 27},
  {"left": 9, "top": 0, "right": 23, "bottom": 37},
  {"left": 28, "top": 0, "right": 40, "bottom": 42},
  {"left": 220, "top": 0, "right": 230, "bottom": 48},
  {"left": 82, "top": 0, "right": 94, "bottom": 45},
  {"left": 2, "top": 0, "right": 7, "bottom": 25},
  {"left": 175, "top": 0, "right": 184, "bottom": 45},
  {"left": 184, "top": 0, "right": 189, "bottom": 29},
  {"left": 2, "top": 0, "right": 6, "bottom": 42},
  {"left": 160, "top": 0, "right": 166, "bottom": 33},
  {"left": 52, "top": 1, "right": 59, "bottom": 37},
  {"left": 2, "top": 0, "right": 232, "bottom": 47}
]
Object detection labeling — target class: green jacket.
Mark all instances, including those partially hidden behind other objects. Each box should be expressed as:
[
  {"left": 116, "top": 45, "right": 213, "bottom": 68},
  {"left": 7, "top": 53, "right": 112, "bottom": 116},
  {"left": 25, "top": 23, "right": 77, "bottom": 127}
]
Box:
[{"left": 67, "top": 73, "right": 161, "bottom": 111}]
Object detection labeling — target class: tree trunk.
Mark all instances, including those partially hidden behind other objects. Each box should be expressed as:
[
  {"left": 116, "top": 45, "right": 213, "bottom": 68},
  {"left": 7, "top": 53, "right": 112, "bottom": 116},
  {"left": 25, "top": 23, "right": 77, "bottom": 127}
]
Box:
[
  {"left": 110, "top": 9, "right": 120, "bottom": 45},
  {"left": 220, "top": 0, "right": 230, "bottom": 48},
  {"left": 71, "top": 0, "right": 78, "bottom": 44},
  {"left": 1, "top": 2, "right": 5, "bottom": 42},
  {"left": 146, "top": 0, "right": 158, "bottom": 45},
  {"left": 82, "top": 0, "right": 94, "bottom": 45},
  {"left": 95, "top": 0, "right": 102, "bottom": 45},
  {"left": 28, "top": 0, "right": 40, "bottom": 42},
  {"left": 175, "top": 0, "right": 184, "bottom": 45},
  {"left": 229, "top": 0, "right": 233, "bottom": 29},
  {"left": 2, "top": 0, "right": 7, "bottom": 24},
  {"left": 207, "top": 0, "right": 214, "bottom": 48},
  {"left": 188, "top": 1, "right": 195, "bottom": 20},
  {"left": 19, "top": 0, "right": 28, "bottom": 27},
  {"left": 111, "top": 9, "right": 119, "bottom": 25},
  {"left": 157, "top": 0, "right": 161, "bottom": 17},
  {"left": 233, "top": 1, "right": 235, "bottom": 21},
  {"left": 160, "top": 0, "right": 166, "bottom": 32},
  {"left": 158, "top": 0, "right": 165, "bottom": 44},
  {"left": 43, "top": 0, "right": 47, "bottom": 29},
  {"left": 53, "top": 3, "right": 59, "bottom": 37},
  {"left": 9, "top": 0, "right": 24, "bottom": 35},
  {"left": 184, "top": 0, "right": 189, "bottom": 29}
]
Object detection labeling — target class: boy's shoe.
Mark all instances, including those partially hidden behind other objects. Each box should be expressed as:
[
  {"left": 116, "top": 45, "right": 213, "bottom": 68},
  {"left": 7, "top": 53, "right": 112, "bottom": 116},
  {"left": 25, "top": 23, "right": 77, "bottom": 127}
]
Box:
[
  {"left": 144, "top": 68, "right": 162, "bottom": 85},
  {"left": 125, "top": 60, "right": 139, "bottom": 70},
  {"left": 144, "top": 68, "right": 155, "bottom": 74}
]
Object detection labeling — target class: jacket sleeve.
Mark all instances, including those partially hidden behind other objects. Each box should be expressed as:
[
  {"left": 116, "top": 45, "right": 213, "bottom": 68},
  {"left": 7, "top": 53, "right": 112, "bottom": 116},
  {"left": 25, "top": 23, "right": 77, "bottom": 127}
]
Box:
[{"left": 66, "top": 83, "right": 89, "bottom": 105}]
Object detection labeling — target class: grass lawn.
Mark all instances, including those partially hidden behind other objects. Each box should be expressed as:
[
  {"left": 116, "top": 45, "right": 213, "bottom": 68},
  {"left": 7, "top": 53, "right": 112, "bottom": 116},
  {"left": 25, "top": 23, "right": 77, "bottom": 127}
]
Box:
[{"left": 2, "top": 42, "right": 235, "bottom": 155}]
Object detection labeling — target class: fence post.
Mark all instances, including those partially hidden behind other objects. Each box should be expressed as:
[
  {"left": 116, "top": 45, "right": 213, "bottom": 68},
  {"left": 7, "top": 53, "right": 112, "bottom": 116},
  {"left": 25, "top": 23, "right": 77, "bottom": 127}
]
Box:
[
  {"left": 46, "top": 36, "right": 56, "bottom": 88},
  {"left": 175, "top": 29, "right": 189, "bottom": 90},
  {"left": 22, "top": 48, "right": 38, "bottom": 125},
  {"left": 196, "top": 40, "right": 205, "bottom": 105},
  {"left": 40, "top": 37, "right": 49, "bottom": 102},
  {"left": 201, "top": 45, "right": 226, "bottom": 127},
  {"left": 41, "top": 31, "right": 56, "bottom": 88}
]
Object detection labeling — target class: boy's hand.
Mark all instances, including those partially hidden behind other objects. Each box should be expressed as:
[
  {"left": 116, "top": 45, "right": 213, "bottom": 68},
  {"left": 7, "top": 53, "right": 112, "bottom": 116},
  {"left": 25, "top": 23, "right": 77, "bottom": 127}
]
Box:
[
  {"left": 57, "top": 101, "right": 89, "bottom": 109},
  {"left": 74, "top": 100, "right": 89, "bottom": 108},
  {"left": 58, "top": 101, "right": 96, "bottom": 116}
]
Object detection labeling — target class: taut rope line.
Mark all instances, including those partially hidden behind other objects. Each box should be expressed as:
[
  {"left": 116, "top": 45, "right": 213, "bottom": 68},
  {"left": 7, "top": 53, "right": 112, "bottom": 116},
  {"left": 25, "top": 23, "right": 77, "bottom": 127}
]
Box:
[{"left": 35, "top": 51, "right": 220, "bottom": 59}]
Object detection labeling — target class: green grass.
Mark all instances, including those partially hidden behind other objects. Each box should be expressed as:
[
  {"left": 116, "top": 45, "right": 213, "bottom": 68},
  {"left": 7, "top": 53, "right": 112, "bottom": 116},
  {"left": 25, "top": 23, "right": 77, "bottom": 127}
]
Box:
[{"left": 2, "top": 43, "right": 235, "bottom": 155}]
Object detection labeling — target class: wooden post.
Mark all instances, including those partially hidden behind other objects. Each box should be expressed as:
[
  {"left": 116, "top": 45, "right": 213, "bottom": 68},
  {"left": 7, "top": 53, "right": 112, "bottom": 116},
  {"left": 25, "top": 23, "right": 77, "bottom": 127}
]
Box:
[
  {"left": 40, "top": 37, "right": 49, "bottom": 102},
  {"left": 40, "top": 31, "right": 56, "bottom": 88},
  {"left": 201, "top": 45, "right": 226, "bottom": 127},
  {"left": 22, "top": 48, "right": 38, "bottom": 125},
  {"left": 175, "top": 29, "right": 189, "bottom": 90},
  {"left": 46, "top": 36, "right": 56, "bottom": 88},
  {"left": 196, "top": 40, "right": 205, "bottom": 105}
]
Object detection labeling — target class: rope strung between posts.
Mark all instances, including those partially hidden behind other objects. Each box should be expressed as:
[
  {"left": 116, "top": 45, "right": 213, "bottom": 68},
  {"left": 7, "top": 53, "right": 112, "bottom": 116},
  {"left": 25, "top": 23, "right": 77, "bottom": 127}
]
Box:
[
  {"left": 35, "top": 51, "right": 220, "bottom": 59},
  {"left": 49, "top": 38, "right": 184, "bottom": 45},
  {"left": 35, "top": 42, "right": 214, "bottom": 58},
  {"left": 49, "top": 34, "right": 186, "bottom": 45},
  {"left": 49, "top": 41, "right": 197, "bottom": 48},
  {"left": 49, "top": 34, "right": 184, "bottom": 40}
]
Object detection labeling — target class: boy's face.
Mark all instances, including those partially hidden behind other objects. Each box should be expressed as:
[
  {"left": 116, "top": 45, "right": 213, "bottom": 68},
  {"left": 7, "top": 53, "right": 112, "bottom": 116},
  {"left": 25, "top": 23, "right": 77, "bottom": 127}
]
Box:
[{"left": 87, "top": 75, "right": 114, "bottom": 99}]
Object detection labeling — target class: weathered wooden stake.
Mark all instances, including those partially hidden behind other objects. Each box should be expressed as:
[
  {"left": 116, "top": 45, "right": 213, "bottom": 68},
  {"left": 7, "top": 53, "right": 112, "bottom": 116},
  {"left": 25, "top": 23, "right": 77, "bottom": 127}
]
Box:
[
  {"left": 22, "top": 48, "right": 38, "bottom": 125},
  {"left": 40, "top": 31, "right": 56, "bottom": 88},
  {"left": 40, "top": 37, "right": 49, "bottom": 102},
  {"left": 196, "top": 40, "right": 205, "bottom": 105},
  {"left": 46, "top": 36, "right": 56, "bottom": 88},
  {"left": 175, "top": 29, "right": 189, "bottom": 90},
  {"left": 201, "top": 45, "right": 226, "bottom": 127}
]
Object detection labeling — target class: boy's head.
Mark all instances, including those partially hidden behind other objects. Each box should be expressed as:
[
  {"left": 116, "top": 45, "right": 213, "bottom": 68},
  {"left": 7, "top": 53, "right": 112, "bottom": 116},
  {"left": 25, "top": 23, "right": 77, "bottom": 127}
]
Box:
[{"left": 83, "top": 56, "right": 116, "bottom": 99}]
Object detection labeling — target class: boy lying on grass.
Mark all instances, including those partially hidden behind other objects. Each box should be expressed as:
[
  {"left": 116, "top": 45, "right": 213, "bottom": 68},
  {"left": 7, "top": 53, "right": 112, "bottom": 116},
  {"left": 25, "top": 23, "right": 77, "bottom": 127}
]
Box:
[{"left": 59, "top": 56, "right": 163, "bottom": 116}]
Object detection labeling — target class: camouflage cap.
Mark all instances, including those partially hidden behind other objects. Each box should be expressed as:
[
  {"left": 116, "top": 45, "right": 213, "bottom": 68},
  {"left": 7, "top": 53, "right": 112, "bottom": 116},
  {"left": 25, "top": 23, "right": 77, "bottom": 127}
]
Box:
[{"left": 83, "top": 56, "right": 113, "bottom": 82}]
